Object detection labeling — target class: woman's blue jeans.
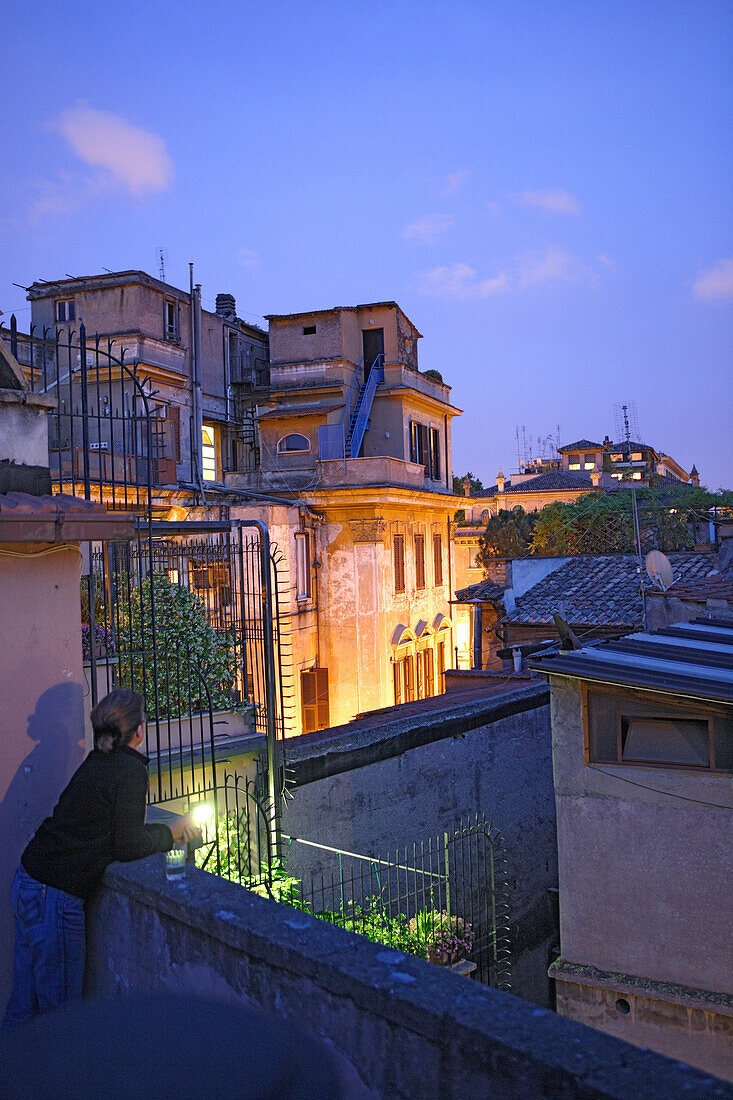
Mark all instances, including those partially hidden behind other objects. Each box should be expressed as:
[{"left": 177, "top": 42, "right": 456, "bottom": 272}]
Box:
[{"left": 2, "top": 865, "right": 85, "bottom": 1027}]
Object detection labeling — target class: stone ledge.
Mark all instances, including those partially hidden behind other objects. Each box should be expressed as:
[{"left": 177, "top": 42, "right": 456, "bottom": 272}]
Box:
[
  {"left": 283, "top": 683, "right": 550, "bottom": 787},
  {"left": 551, "top": 959, "right": 733, "bottom": 1016},
  {"left": 90, "top": 856, "right": 731, "bottom": 1099}
]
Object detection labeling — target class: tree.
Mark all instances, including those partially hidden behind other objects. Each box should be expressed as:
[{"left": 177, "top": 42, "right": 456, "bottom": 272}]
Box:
[
  {"left": 476, "top": 507, "right": 537, "bottom": 562},
  {"left": 453, "top": 471, "right": 485, "bottom": 496},
  {"left": 528, "top": 485, "right": 714, "bottom": 557},
  {"left": 119, "top": 575, "right": 238, "bottom": 717}
]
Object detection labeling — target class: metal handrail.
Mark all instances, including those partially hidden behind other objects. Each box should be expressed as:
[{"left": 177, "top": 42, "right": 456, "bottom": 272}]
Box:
[{"left": 346, "top": 354, "right": 384, "bottom": 458}]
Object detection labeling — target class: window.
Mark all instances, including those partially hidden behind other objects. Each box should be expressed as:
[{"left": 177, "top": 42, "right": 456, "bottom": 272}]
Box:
[
  {"left": 301, "top": 668, "right": 329, "bottom": 734},
  {"left": 433, "top": 533, "right": 443, "bottom": 587},
  {"left": 586, "top": 689, "right": 733, "bottom": 772},
  {"left": 169, "top": 406, "right": 181, "bottom": 462},
  {"left": 278, "top": 433, "right": 310, "bottom": 453},
  {"left": 631, "top": 471, "right": 642, "bottom": 480},
  {"left": 295, "top": 531, "right": 311, "bottom": 600},
  {"left": 631, "top": 451, "right": 643, "bottom": 462},
  {"left": 393, "top": 534, "right": 405, "bottom": 593},
  {"left": 202, "top": 424, "right": 218, "bottom": 482},
  {"left": 410, "top": 420, "right": 428, "bottom": 466},
  {"left": 584, "top": 454, "right": 595, "bottom": 469},
  {"left": 610, "top": 453, "right": 624, "bottom": 463},
  {"left": 414, "top": 533, "right": 425, "bottom": 589},
  {"left": 393, "top": 654, "right": 414, "bottom": 705},
  {"left": 428, "top": 427, "right": 441, "bottom": 480},
  {"left": 164, "top": 300, "right": 179, "bottom": 340},
  {"left": 55, "top": 300, "right": 75, "bottom": 323},
  {"left": 303, "top": 325, "right": 316, "bottom": 335},
  {"left": 437, "top": 640, "right": 446, "bottom": 694},
  {"left": 568, "top": 454, "right": 581, "bottom": 470}
]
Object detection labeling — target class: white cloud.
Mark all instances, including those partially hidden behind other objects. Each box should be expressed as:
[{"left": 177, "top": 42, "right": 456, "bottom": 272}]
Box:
[
  {"left": 418, "top": 263, "right": 508, "bottom": 300},
  {"left": 693, "top": 257, "right": 733, "bottom": 299},
  {"left": 517, "top": 189, "right": 581, "bottom": 216},
  {"left": 443, "top": 170, "right": 470, "bottom": 196},
  {"left": 237, "top": 248, "right": 259, "bottom": 267},
  {"left": 52, "top": 103, "right": 174, "bottom": 193},
  {"left": 517, "top": 247, "right": 579, "bottom": 287},
  {"left": 418, "top": 247, "right": 592, "bottom": 300},
  {"left": 402, "top": 214, "right": 455, "bottom": 245}
]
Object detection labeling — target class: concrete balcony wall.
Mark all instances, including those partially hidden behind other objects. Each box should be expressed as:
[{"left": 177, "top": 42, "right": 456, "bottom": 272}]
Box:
[
  {"left": 317, "top": 455, "right": 426, "bottom": 488},
  {"left": 84, "top": 857, "right": 726, "bottom": 1099}
]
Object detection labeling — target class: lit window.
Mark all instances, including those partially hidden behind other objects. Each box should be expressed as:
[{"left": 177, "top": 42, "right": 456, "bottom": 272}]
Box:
[
  {"left": 295, "top": 531, "right": 311, "bottom": 600},
  {"left": 56, "top": 300, "right": 75, "bottom": 323},
  {"left": 610, "top": 453, "right": 624, "bottom": 463},
  {"left": 568, "top": 463, "right": 581, "bottom": 471},
  {"left": 632, "top": 471, "right": 642, "bottom": 480},
  {"left": 278, "top": 433, "right": 310, "bottom": 453},
  {"left": 611, "top": 473, "right": 623, "bottom": 479},
  {"left": 202, "top": 424, "right": 217, "bottom": 482},
  {"left": 631, "top": 451, "right": 643, "bottom": 462}
]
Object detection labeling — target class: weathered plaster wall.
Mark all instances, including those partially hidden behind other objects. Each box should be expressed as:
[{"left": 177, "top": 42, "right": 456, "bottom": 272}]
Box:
[
  {"left": 550, "top": 676, "right": 733, "bottom": 994},
  {"left": 281, "top": 685, "right": 558, "bottom": 1004},
  {"left": 84, "top": 857, "right": 727, "bottom": 1100},
  {"left": 0, "top": 543, "right": 86, "bottom": 1014}
]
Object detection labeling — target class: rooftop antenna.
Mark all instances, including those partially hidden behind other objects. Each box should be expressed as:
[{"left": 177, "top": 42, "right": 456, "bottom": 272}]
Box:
[
  {"left": 515, "top": 425, "right": 521, "bottom": 471},
  {"left": 158, "top": 248, "right": 168, "bottom": 282},
  {"left": 613, "top": 401, "right": 640, "bottom": 445}
]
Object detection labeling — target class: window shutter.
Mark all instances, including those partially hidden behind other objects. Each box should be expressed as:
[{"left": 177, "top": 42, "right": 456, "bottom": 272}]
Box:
[
  {"left": 430, "top": 428, "right": 441, "bottom": 480},
  {"left": 170, "top": 406, "right": 181, "bottom": 462},
  {"left": 433, "top": 533, "right": 443, "bottom": 586},
  {"left": 315, "top": 667, "right": 330, "bottom": 729},
  {"left": 415, "top": 533, "right": 425, "bottom": 589},
  {"left": 420, "top": 424, "right": 429, "bottom": 467},
  {"left": 394, "top": 535, "right": 405, "bottom": 593},
  {"left": 394, "top": 661, "right": 402, "bottom": 705},
  {"left": 405, "top": 655, "right": 414, "bottom": 702},
  {"left": 425, "top": 650, "right": 435, "bottom": 697}
]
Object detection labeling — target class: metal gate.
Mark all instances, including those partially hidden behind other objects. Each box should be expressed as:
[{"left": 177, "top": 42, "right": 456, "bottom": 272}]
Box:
[{"left": 9, "top": 319, "right": 284, "bottom": 839}]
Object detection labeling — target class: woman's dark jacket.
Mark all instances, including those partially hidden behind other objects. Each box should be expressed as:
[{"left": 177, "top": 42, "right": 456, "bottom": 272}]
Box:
[{"left": 22, "top": 745, "right": 174, "bottom": 900}]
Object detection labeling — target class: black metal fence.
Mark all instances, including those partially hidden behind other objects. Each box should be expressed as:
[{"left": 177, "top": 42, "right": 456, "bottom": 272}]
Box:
[{"left": 193, "top": 784, "right": 512, "bottom": 990}]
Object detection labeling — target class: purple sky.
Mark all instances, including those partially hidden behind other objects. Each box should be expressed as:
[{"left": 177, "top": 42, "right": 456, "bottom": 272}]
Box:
[{"left": 2, "top": 1, "right": 731, "bottom": 487}]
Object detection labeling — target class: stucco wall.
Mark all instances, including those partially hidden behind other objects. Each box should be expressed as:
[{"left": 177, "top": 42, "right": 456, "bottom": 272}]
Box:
[
  {"left": 280, "top": 685, "right": 559, "bottom": 1004},
  {"left": 83, "top": 856, "right": 724, "bottom": 1100},
  {"left": 0, "top": 542, "right": 86, "bottom": 1014},
  {"left": 550, "top": 676, "right": 733, "bottom": 994}
]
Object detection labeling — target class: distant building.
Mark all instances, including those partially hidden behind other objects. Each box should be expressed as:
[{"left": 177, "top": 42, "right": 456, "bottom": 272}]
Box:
[
  {"left": 529, "top": 619, "right": 733, "bottom": 1080},
  {"left": 22, "top": 270, "right": 268, "bottom": 512}
]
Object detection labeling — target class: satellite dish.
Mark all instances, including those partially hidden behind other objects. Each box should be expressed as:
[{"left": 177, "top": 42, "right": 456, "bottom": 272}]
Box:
[{"left": 645, "top": 550, "right": 674, "bottom": 592}]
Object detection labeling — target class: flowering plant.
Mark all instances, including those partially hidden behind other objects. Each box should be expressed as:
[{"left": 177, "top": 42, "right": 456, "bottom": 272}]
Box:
[
  {"left": 409, "top": 910, "right": 474, "bottom": 965},
  {"left": 81, "top": 624, "right": 116, "bottom": 661}
]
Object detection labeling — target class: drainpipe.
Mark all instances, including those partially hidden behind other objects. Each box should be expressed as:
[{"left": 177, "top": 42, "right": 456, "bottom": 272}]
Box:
[
  {"left": 189, "top": 264, "right": 204, "bottom": 492},
  {"left": 443, "top": 414, "right": 450, "bottom": 491}
]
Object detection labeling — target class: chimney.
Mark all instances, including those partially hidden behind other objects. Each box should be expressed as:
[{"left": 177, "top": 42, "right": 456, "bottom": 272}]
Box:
[
  {"left": 496, "top": 468, "right": 506, "bottom": 494},
  {"left": 689, "top": 464, "right": 700, "bottom": 487},
  {"left": 462, "top": 476, "right": 471, "bottom": 497},
  {"left": 590, "top": 468, "right": 602, "bottom": 488},
  {"left": 215, "top": 293, "right": 237, "bottom": 321}
]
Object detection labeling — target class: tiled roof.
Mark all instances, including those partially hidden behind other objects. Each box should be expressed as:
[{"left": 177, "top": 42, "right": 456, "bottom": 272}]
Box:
[
  {"left": 0, "top": 492, "right": 110, "bottom": 515},
  {"left": 257, "top": 402, "right": 342, "bottom": 420},
  {"left": 558, "top": 439, "right": 603, "bottom": 452},
  {"left": 502, "top": 470, "right": 594, "bottom": 494},
  {"left": 504, "top": 552, "right": 718, "bottom": 629},
  {"left": 454, "top": 578, "right": 505, "bottom": 603},
  {"left": 659, "top": 575, "right": 733, "bottom": 603}
]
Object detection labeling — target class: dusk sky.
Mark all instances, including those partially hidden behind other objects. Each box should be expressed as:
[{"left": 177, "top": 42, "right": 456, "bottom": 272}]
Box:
[{"left": 2, "top": 1, "right": 731, "bottom": 487}]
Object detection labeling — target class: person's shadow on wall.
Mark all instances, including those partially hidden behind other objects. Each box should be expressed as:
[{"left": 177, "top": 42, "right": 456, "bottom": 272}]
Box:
[{"left": 0, "top": 683, "right": 85, "bottom": 1014}]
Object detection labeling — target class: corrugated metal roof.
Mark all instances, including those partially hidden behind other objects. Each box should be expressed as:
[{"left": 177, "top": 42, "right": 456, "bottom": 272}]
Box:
[{"left": 528, "top": 618, "right": 733, "bottom": 703}]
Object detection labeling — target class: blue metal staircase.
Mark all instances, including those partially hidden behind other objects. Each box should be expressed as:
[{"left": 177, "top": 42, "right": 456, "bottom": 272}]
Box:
[{"left": 318, "top": 355, "right": 384, "bottom": 460}]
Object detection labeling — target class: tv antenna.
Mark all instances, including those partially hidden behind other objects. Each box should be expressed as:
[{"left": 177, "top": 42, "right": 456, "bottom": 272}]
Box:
[
  {"left": 158, "top": 248, "right": 168, "bottom": 282},
  {"left": 613, "top": 401, "right": 640, "bottom": 445},
  {"left": 645, "top": 550, "right": 674, "bottom": 592}
]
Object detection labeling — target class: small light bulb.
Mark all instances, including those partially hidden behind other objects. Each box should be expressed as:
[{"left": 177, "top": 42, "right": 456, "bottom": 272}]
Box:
[{"left": 192, "top": 804, "right": 214, "bottom": 827}]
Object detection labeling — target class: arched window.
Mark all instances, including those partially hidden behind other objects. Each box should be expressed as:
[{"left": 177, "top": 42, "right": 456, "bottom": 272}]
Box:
[{"left": 278, "top": 433, "right": 310, "bottom": 453}]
